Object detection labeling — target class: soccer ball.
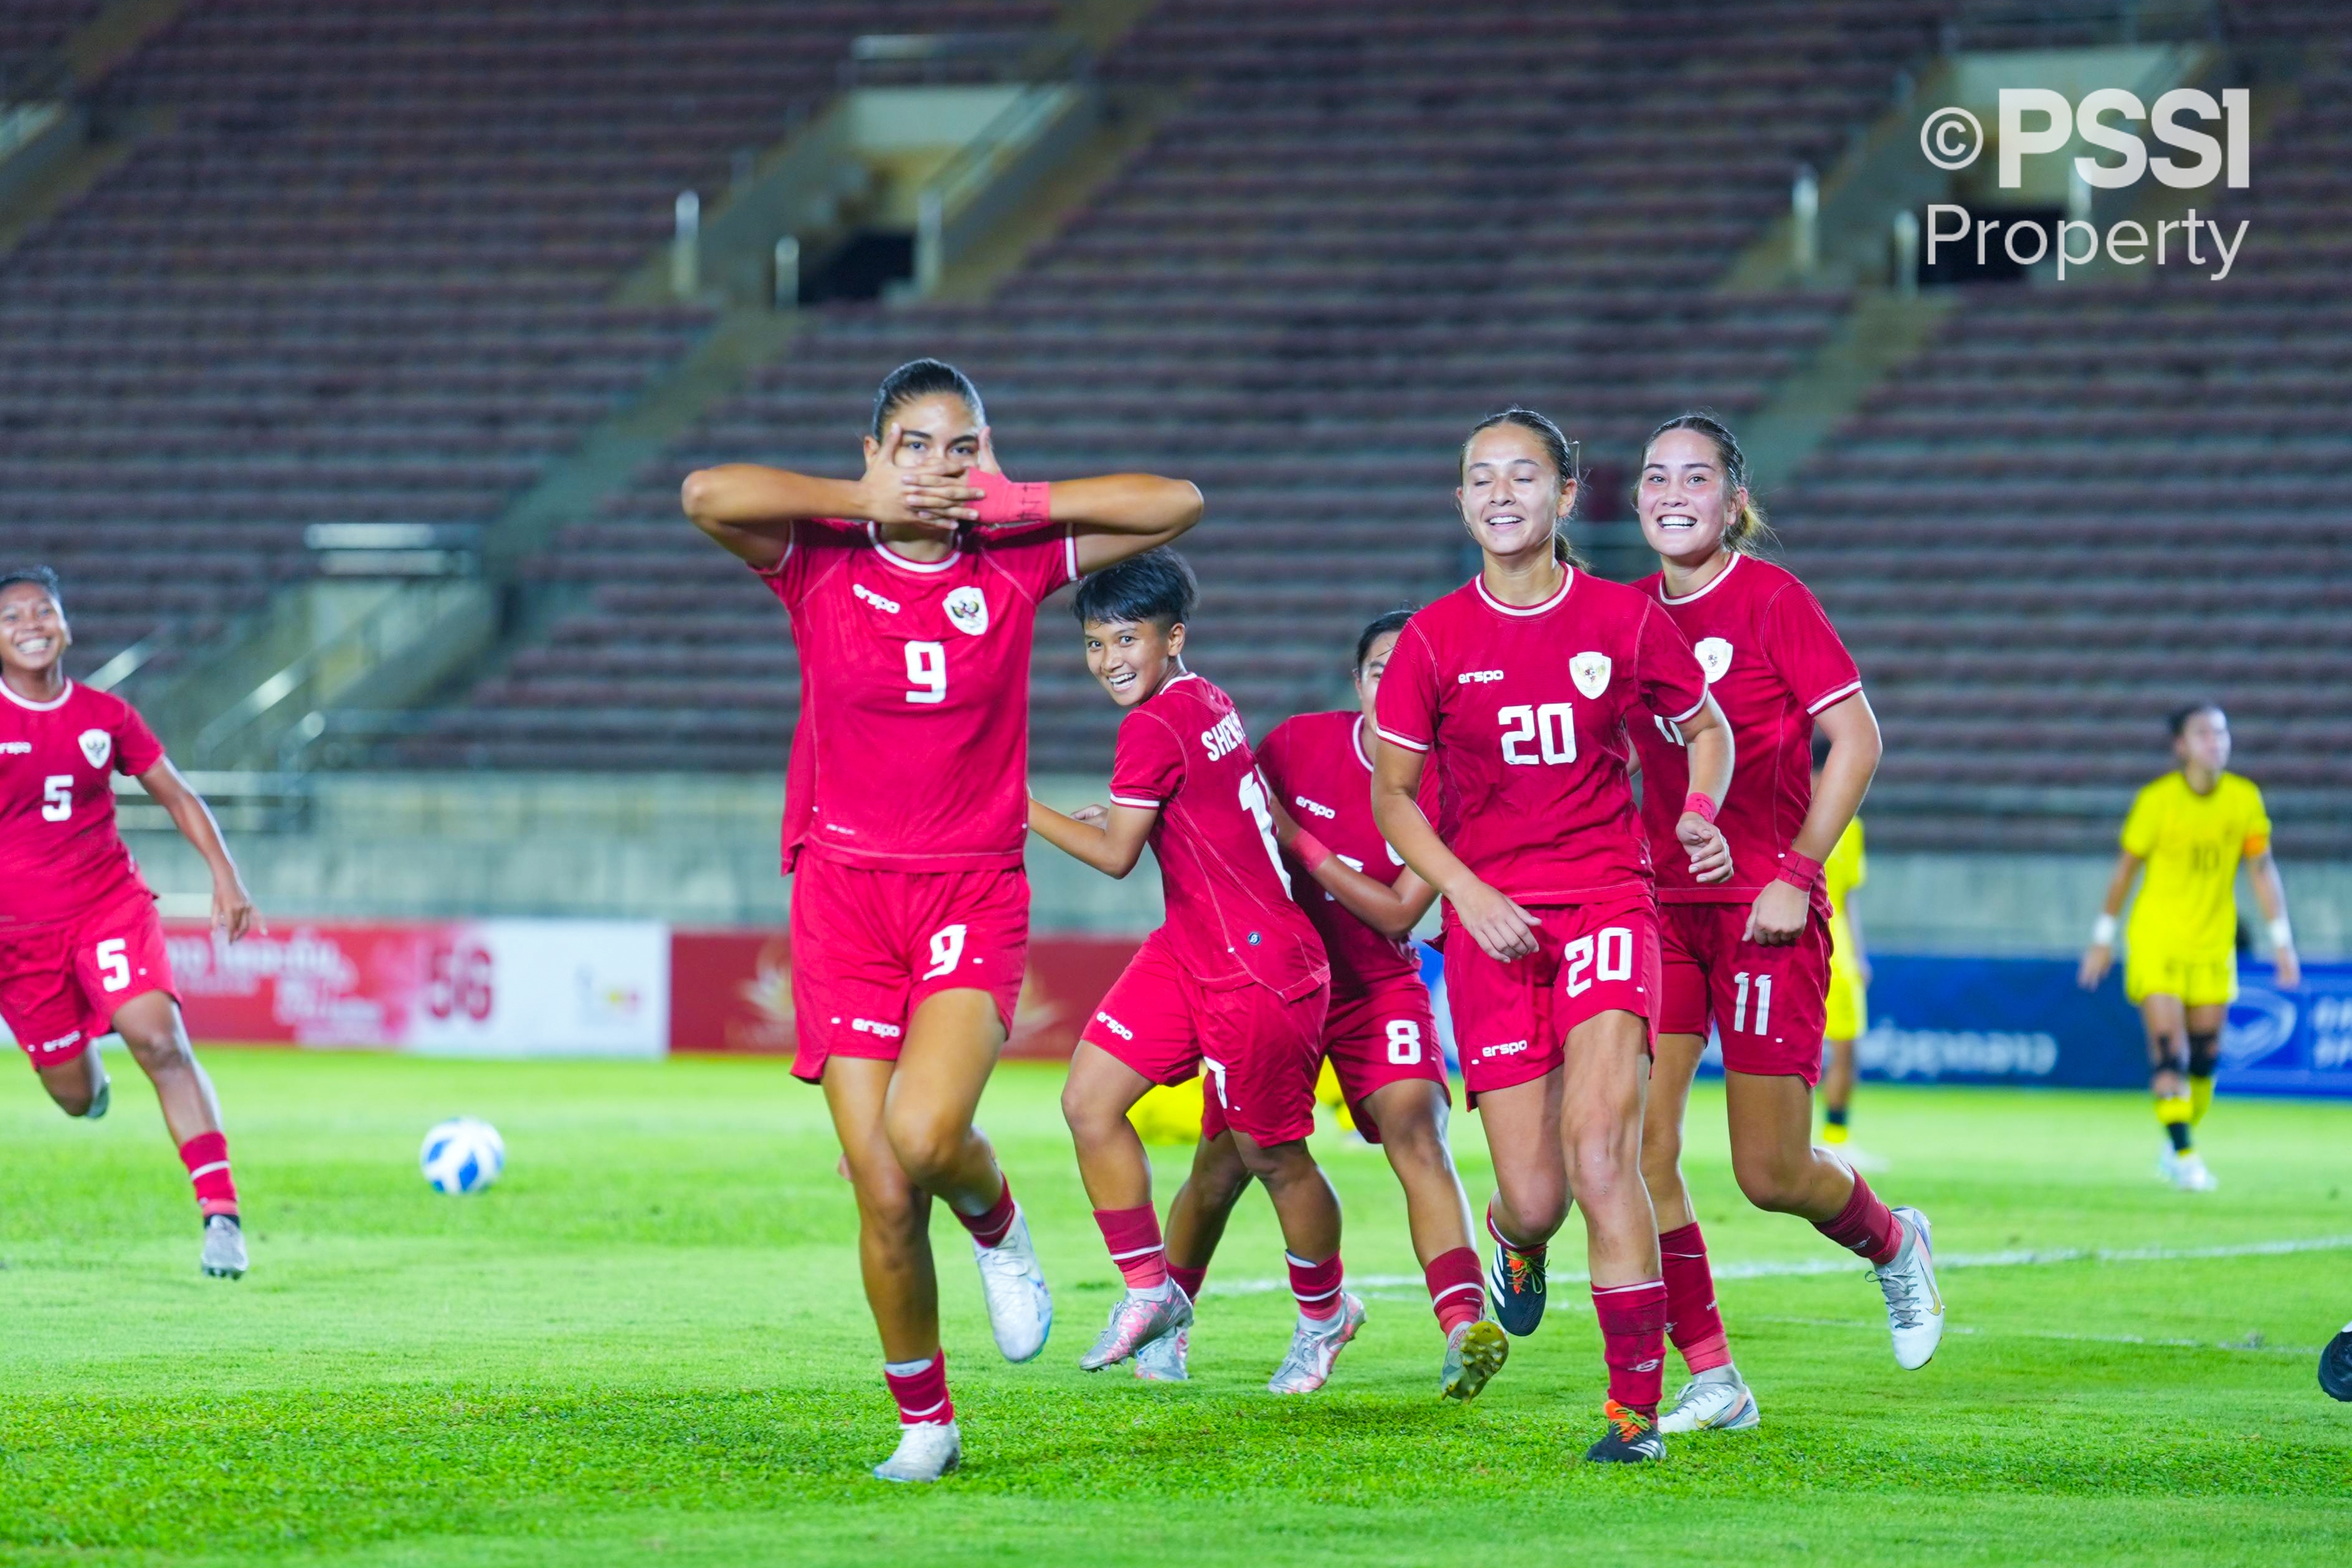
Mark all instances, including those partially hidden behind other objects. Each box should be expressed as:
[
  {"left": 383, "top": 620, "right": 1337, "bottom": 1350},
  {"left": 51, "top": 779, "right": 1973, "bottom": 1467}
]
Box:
[{"left": 420, "top": 1117, "right": 505, "bottom": 1195}]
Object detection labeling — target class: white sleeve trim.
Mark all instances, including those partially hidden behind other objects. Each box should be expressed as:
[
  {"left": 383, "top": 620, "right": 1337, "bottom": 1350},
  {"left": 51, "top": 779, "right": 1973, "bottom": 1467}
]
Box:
[
  {"left": 1063, "top": 522, "right": 1079, "bottom": 585},
  {"left": 1806, "top": 679, "right": 1864, "bottom": 716},
  {"left": 752, "top": 522, "right": 797, "bottom": 578},
  {"left": 1373, "top": 724, "right": 1430, "bottom": 753},
  {"left": 1108, "top": 792, "right": 1164, "bottom": 810},
  {"left": 1666, "top": 691, "right": 1709, "bottom": 724}
]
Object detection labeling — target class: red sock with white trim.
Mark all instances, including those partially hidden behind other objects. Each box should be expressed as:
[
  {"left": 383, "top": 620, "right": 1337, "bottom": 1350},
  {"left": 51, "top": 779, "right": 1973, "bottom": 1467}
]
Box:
[
  {"left": 951, "top": 1174, "right": 1018, "bottom": 1250},
  {"left": 1093, "top": 1205, "right": 1170, "bottom": 1292},
  {"left": 882, "top": 1351, "right": 955, "bottom": 1427},
  {"left": 178, "top": 1131, "right": 239, "bottom": 1218},
  {"left": 1169, "top": 1262, "right": 1208, "bottom": 1303},
  {"left": 1814, "top": 1172, "right": 1904, "bottom": 1267},
  {"left": 1287, "top": 1250, "right": 1344, "bottom": 1326},
  {"left": 1659, "top": 1222, "right": 1731, "bottom": 1373},
  {"left": 1592, "top": 1278, "right": 1669, "bottom": 1418},
  {"left": 1425, "top": 1246, "right": 1484, "bottom": 1336}
]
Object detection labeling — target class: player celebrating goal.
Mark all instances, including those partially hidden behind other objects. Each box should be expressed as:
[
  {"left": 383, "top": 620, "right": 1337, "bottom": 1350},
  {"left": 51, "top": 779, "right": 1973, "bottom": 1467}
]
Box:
[
  {"left": 1625, "top": 413, "right": 1943, "bottom": 1440},
  {"left": 2079, "top": 702, "right": 2298, "bottom": 1191},
  {"left": 1371, "top": 409, "right": 1735, "bottom": 1462},
  {"left": 1030, "top": 550, "right": 1359, "bottom": 1397},
  {"left": 0, "top": 567, "right": 260, "bottom": 1279},
  {"left": 682, "top": 359, "right": 1202, "bottom": 1483}
]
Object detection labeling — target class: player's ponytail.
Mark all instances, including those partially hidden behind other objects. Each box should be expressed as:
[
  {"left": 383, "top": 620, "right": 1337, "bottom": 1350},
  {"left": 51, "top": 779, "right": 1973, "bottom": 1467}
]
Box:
[
  {"left": 871, "top": 358, "right": 985, "bottom": 439},
  {"left": 1643, "top": 411, "right": 1777, "bottom": 557},
  {"left": 1461, "top": 407, "right": 1589, "bottom": 569}
]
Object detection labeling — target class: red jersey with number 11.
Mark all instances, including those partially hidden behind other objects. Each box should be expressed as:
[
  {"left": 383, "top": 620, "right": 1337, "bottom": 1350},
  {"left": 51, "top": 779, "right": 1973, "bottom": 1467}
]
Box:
[{"left": 0, "top": 679, "right": 166, "bottom": 927}]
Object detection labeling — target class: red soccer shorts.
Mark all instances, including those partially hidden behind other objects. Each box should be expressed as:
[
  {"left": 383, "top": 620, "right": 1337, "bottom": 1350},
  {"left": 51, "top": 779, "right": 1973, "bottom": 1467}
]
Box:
[
  {"left": 1443, "top": 895, "right": 1660, "bottom": 1101},
  {"left": 787, "top": 855, "right": 1030, "bottom": 1084},
  {"left": 1082, "top": 934, "right": 1329, "bottom": 1147},
  {"left": 1321, "top": 975, "right": 1449, "bottom": 1143},
  {"left": 1657, "top": 901, "right": 1832, "bottom": 1085},
  {"left": 0, "top": 884, "right": 177, "bottom": 1068}
]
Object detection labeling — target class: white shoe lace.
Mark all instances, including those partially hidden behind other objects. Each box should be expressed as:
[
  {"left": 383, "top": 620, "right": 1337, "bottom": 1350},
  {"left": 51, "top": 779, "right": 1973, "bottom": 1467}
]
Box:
[{"left": 1877, "top": 1257, "right": 1924, "bottom": 1329}]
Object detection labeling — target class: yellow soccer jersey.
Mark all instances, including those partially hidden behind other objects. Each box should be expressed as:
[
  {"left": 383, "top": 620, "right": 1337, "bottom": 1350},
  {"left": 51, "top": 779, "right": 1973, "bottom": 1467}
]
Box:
[
  {"left": 2122, "top": 771, "right": 2271, "bottom": 958},
  {"left": 1824, "top": 816, "right": 1866, "bottom": 977}
]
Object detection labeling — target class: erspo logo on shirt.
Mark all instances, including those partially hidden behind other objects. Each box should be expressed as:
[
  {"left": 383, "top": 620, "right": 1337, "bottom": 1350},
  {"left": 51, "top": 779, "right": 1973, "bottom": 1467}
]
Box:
[
  {"left": 0, "top": 741, "right": 30, "bottom": 755},
  {"left": 853, "top": 583, "right": 902, "bottom": 615},
  {"left": 1458, "top": 669, "right": 1505, "bottom": 684}
]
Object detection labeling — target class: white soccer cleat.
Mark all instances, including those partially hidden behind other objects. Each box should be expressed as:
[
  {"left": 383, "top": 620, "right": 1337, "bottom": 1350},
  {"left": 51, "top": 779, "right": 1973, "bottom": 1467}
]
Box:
[
  {"left": 1657, "top": 1367, "right": 1761, "bottom": 1433},
  {"left": 871, "top": 1420, "right": 961, "bottom": 1483},
  {"left": 200, "top": 1214, "right": 247, "bottom": 1280},
  {"left": 1134, "top": 1321, "right": 1190, "bottom": 1382},
  {"left": 1268, "top": 1292, "right": 1366, "bottom": 1394},
  {"left": 2158, "top": 1149, "right": 2219, "bottom": 1191},
  {"left": 1871, "top": 1206, "right": 1943, "bottom": 1370},
  {"left": 1080, "top": 1284, "right": 1190, "bottom": 1372},
  {"left": 972, "top": 1209, "right": 1053, "bottom": 1363}
]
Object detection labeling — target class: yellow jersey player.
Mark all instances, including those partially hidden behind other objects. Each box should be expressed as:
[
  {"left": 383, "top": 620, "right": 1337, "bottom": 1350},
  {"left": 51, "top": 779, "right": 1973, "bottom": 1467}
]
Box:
[
  {"left": 2079, "top": 704, "right": 2300, "bottom": 1191},
  {"left": 1814, "top": 735, "right": 1875, "bottom": 1166}
]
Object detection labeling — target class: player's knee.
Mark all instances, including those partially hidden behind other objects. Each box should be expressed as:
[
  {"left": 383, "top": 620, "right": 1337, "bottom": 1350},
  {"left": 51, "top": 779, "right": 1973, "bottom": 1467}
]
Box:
[
  {"left": 43, "top": 1077, "right": 95, "bottom": 1117},
  {"left": 1494, "top": 1184, "right": 1568, "bottom": 1242},
  {"left": 1232, "top": 1136, "right": 1309, "bottom": 1184},
  {"left": 1058, "top": 1080, "right": 1127, "bottom": 1148},
  {"left": 880, "top": 1110, "right": 965, "bottom": 1188},
  {"left": 121, "top": 1023, "right": 191, "bottom": 1074},
  {"left": 1730, "top": 1148, "right": 1808, "bottom": 1214},
  {"left": 1638, "top": 1117, "right": 1684, "bottom": 1186},
  {"left": 2187, "top": 1030, "right": 2221, "bottom": 1078},
  {"left": 1381, "top": 1114, "right": 1452, "bottom": 1179}
]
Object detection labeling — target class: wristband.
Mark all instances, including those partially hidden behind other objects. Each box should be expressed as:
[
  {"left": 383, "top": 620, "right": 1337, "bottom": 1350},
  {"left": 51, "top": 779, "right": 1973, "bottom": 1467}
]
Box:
[
  {"left": 2269, "top": 915, "right": 2294, "bottom": 952},
  {"left": 2091, "top": 913, "right": 2118, "bottom": 947},
  {"left": 967, "top": 474, "right": 1051, "bottom": 527},
  {"left": 1681, "top": 791, "right": 1719, "bottom": 826},
  {"left": 1774, "top": 849, "right": 1823, "bottom": 893},
  {"left": 1291, "top": 830, "right": 1334, "bottom": 874}
]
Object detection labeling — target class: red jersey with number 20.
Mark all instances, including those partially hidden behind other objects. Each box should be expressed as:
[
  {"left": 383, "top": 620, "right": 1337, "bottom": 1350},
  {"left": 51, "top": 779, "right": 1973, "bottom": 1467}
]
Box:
[
  {"left": 759, "top": 519, "right": 1078, "bottom": 874},
  {"left": 1109, "top": 673, "right": 1327, "bottom": 999},
  {"left": 1627, "top": 554, "right": 1861, "bottom": 907},
  {"left": 1376, "top": 569, "right": 1709, "bottom": 905},
  {"left": 1253, "top": 709, "right": 1420, "bottom": 995},
  {"left": 0, "top": 680, "right": 166, "bottom": 927}
]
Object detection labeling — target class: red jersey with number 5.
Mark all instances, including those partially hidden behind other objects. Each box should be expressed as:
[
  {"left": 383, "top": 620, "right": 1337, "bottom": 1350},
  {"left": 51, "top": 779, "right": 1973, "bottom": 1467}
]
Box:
[
  {"left": 1627, "top": 554, "right": 1861, "bottom": 907},
  {"left": 1253, "top": 709, "right": 1421, "bottom": 995},
  {"left": 1375, "top": 569, "right": 1709, "bottom": 905},
  {"left": 0, "top": 680, "right": 166, "bottom": 927},
  {"left": 1109, "top": 672, "right": 1327, "bottom": 999},
  {"left": 757, "top": 519, "right": 1078, "bottom": 874}
]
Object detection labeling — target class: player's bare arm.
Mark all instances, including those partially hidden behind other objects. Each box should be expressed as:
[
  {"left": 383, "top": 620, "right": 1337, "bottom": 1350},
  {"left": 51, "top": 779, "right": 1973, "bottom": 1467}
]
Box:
[
  {"left": 1027, "top": 796, "right": 1157, "bottom": 879},
  {"left": 680, "top": 422, "right": 965, "bottom": 567},
  {"left": 1745, "top": 689, "right": 1879, "bottom": 944},
  {"left": 135, "top": 761, "right": 262, "bottom": 942},
  {"left": 1269, "top": 791, "right": 1436, "bottom": 940},
  {"left": 1674, "top": 691, "right": 1737, "bottom": 890},
  {"left": 2079, "top": 850, "right": 2142, "bottom": 989},
  {"left": 2247, "top": 849, "right": 2300, "bottom": 989},
  {"left": 1370, "top": 737, "right": 1538, "bottom": 962}
]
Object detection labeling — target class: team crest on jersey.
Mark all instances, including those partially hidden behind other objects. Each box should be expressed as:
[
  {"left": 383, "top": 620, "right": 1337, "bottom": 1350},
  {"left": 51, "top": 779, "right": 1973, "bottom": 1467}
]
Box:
[
  {"left": 943, "top": 585, "right": 990, "bottom": 636},
  {"left": 1695, "top": 636, "right": 1733, "bottom": 685},
  {"left": 1570, "top": 651, "right": 1612, "bottom": 699},
  {"left": 78, "top": 729, "right": 111, "bottom": 769}
]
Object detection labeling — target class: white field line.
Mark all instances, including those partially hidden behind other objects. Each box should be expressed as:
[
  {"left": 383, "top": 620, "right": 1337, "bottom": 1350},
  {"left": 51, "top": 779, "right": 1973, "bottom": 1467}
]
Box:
[
  {"left": 1203, "top": 1232, "right": 2352, "bottom": 1298},
  {"left": 1747, "top": 1314, "right": 2320, "bottom": 1357}
]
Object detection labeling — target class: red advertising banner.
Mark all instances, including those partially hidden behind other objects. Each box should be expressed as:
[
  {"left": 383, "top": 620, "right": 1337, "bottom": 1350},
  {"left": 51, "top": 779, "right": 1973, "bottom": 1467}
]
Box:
[{"left": 667, "top": 930, "right": 1142, "bottom": 1060}]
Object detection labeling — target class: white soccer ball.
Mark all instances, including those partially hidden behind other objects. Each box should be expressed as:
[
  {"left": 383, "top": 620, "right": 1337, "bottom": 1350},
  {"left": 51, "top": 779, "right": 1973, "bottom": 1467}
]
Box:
[{"left": 420, "top": 1117, "right": 505, "bottom": 1195}]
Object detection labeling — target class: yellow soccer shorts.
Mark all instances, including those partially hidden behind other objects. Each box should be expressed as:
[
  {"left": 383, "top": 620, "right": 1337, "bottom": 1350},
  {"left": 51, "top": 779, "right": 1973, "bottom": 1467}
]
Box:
[
  {"left": 1824, "top": 963, "right": 1868, "bottom": 1041},
  {"left": 2123, "top": 945, "right": 2237, "bottom": 1008}
]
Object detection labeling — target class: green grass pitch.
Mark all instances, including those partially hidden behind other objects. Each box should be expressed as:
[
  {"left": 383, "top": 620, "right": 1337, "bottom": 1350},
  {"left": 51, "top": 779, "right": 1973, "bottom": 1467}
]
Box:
[{"left": 2, "top": 1049, "right": 2348, "bottom": 1566}]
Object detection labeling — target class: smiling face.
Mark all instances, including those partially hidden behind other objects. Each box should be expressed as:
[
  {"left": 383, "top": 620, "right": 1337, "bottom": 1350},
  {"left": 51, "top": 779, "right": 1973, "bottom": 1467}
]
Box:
[
  {"left": 1638, "top": 427, "right": 1740, "bottom": 565},
  {"left": 1457, "top": 423, "right": 1575, "bottom": 566},
  {"left": 1354, "top": 629, "right": 1400, "bottom": 724},
  {"left": 2174, "top": 706, "right": 2231, "bottom": 775},
  {"left": 0, "top": 582, "right": 69, "bottom": 681},
  {"left": 1084, "top": 616, "right": 1185, "bottom": 709},
  {"left": 864, "top": 392, "right": 980, "bottom": 474}
]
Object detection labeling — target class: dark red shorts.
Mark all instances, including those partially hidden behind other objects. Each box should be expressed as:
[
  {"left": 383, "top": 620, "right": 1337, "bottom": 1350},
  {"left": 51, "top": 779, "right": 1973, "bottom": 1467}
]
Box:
[
  {"left": 1443, "top": 895, "right": 1660, "bottom": 1101},
  {"left": 1321, "top": 975, "right": 1449, "bottom": 1143},
  {"left": 0, "top": 885, "right": 176, "bottom": 1067},
  {"left": 787, "top": 855, "right": 1029, "bottom": 1084},
  {"left": 1657, "top": 900, "right": 1832, "bottom": 1085},
  {"left": 1082, "top": 935, "right": 1328, "bottom": 1147}
]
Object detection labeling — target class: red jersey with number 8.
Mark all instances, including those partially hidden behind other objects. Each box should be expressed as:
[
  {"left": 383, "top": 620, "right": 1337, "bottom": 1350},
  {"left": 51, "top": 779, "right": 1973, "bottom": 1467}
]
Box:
[
  {"left": 1108, "top": 672, "right": 1327, "bottom": 999},
  {"left": 757, "top": 519, "right": 1078, "bottom": 873},
  {"left": 1375, "top": 569, "right": 1709, "bottom": 905},
  {"left": 1, "top": 680, "right": 166, "bottom": 928}
]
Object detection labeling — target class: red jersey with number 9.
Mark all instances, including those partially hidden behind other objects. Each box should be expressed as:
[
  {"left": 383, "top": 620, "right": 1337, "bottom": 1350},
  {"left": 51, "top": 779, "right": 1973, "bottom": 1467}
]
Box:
[
  {"left": 1375, "top": 569, "right": 1709, "bottom": 905},
  {"left": 0, "top": 680, "right": 166, "bottom": 927},
  {"left": 757, "top": 519, "right": 1078, "bottom": 874},
  {"left": 1108, "top": 672, "right": 1327, "bottom": 999}
]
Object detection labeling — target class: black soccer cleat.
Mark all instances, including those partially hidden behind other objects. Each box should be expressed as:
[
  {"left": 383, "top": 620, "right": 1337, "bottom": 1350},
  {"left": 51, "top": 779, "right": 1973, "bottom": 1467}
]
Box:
[
  {"left": 2321, "top": 1325, "right": 2352, "bottom": 1402},
  {"left": 1486, "top": 1234, "right": 1547, "bottom": 1337},
  {"left": 1585, "top": 1399, "right": 1666, "bottom": 1463}
]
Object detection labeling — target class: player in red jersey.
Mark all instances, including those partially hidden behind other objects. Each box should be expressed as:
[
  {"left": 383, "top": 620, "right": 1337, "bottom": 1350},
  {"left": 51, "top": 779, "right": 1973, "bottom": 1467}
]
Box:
[
  {"left": 1370, "top": 409, "right": 1735, "bottom": 1462},
  {"left": 682, "top": 359, "right": 1202, "bottom": 1483},
  {"left": 1626, "top": 413, "right": 1944, "bottom": 1435},
  {"left": 0, "top": 567, "right": 261, "bottom": 1280},
  {"left": 1028, "top": 550, "right": 1362, "bottom": 1396},
  {"left": 1130, "top": 608, "right": 1506, "bottom": 1400}
]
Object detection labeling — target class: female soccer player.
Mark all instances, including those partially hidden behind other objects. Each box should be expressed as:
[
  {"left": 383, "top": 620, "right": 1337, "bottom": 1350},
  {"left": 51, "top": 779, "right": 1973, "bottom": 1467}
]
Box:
[
  {"left": 2079, "top": 702, "right": 2298, "bottom": 1191},
  {"left": 1029, "top": 550, "right": 1359, "bottom": 1397},
  {"left": 1627, "top": 413, "right": 1943, "bottom": 1437},
  {"left": 1370, "top": 409, "right": 1734, "bottom": 1462},
  {"left": 1138, "top": 609, "right": 1508, "bottom": 1402},
  {"left": 682, "top": 359, "right": 1202, "bottom": 1483},
  {"left": 0, "top": 566, "right": 260, "bottom": 1280}
]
